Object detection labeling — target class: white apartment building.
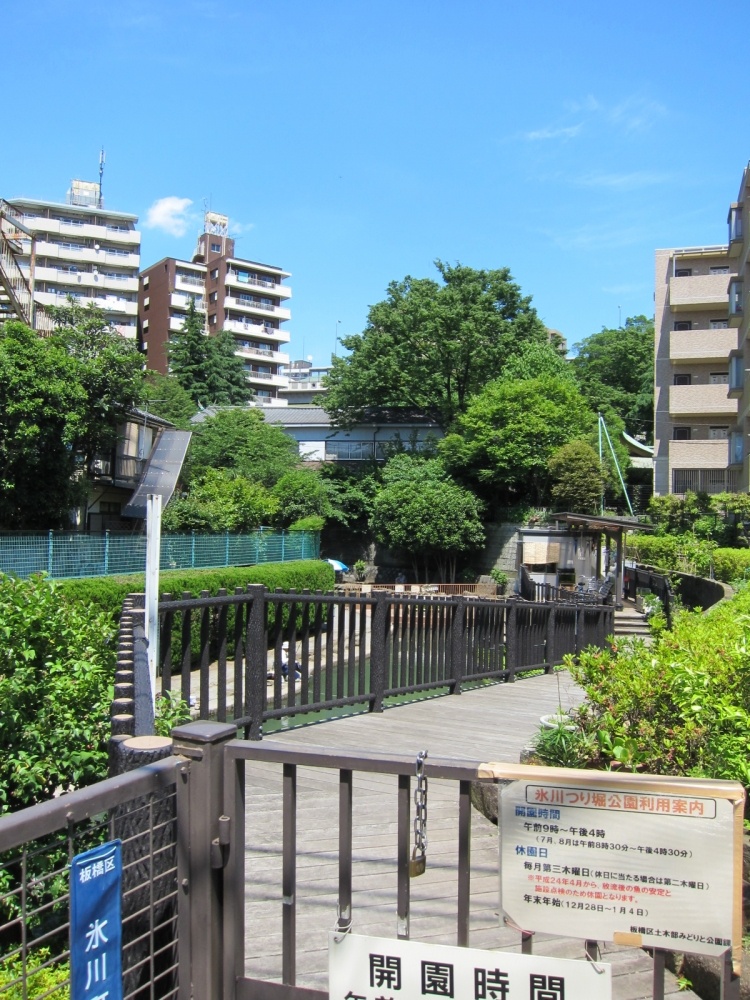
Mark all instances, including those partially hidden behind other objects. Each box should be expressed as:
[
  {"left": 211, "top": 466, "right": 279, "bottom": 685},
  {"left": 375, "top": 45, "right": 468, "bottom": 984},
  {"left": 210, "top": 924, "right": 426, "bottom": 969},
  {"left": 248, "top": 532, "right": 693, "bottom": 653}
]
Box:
[
  {"left": 6, "top": 180, "right": 141, "bottom": 339},
  {"left": 279, "top": 360, "right": 331, "bottom": 405},
  {"left": 653, "top": 163, "right": 750, "bottom": 496}
]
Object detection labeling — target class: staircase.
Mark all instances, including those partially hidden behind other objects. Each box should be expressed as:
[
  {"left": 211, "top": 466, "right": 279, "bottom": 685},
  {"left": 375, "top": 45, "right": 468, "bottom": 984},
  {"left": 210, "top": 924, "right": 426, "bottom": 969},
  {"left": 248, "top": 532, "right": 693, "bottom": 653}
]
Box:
[
  {"left": 0, "top": 201, "right": 55, "bottom": 334},
  {"left": 614, "top": 601, "right": 652, "bottom": 642}
]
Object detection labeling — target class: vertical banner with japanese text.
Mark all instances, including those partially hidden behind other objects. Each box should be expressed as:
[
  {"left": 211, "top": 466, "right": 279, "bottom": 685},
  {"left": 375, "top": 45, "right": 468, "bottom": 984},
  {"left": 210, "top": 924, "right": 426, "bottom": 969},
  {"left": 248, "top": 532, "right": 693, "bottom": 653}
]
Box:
[{"left": 70, "top": 840, "right": 123, "bottom": 1000}]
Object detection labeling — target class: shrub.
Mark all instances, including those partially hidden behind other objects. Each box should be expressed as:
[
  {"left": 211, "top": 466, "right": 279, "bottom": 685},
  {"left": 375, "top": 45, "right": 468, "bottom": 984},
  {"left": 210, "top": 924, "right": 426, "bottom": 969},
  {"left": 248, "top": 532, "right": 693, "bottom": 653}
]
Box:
[
  {"left": 532, "top": 588, "right": 750, "bottom": 803},
  {"left": 0, "top": 575, "right": 115, "bottom": 813},
  {"left": 0, "top": 949, "right": 69, "bottom": 998},
  {"left": 55, "top": 560, "right": 335, "bottom": 623}
]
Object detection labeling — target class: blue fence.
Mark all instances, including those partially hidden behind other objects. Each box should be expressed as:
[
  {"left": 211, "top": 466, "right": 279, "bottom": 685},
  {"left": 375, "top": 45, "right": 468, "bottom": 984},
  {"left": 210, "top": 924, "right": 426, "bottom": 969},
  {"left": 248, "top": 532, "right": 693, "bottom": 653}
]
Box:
[{"left": 0, "top": 529, "right": 320, "bottom": 580}]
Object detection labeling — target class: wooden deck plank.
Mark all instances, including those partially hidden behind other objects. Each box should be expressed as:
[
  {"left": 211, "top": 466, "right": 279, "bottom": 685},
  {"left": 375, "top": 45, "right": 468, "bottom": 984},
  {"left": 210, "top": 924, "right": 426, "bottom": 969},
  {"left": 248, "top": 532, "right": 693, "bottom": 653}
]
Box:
[{"left": 241, "top": 671, "right": 700, "bottom": 999}]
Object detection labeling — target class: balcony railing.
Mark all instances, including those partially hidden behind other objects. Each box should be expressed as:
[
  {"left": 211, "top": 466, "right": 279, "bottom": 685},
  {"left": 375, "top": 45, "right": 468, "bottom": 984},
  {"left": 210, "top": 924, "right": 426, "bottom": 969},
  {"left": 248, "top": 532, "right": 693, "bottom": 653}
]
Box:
[{"left": 672, "top": 467, "right": 741, "bottom": 495}]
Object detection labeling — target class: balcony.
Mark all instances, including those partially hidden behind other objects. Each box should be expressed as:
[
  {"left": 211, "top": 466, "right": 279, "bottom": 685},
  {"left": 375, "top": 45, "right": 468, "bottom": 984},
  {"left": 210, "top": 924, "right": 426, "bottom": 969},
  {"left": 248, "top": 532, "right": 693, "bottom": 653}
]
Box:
[
  {"left": 225, "top": 294, "right": 291, "bottom": 321},
  {"left": 170, "top": 291, "right": 205, "bottom": 311},
  {"left": 35, "top": 240, "right": 140, "bottom": 269},
  {"left": 223, "top": 318, "right": 291, "bottom": 343},
  {"left": 728, "top": 204, "right": 743, "bottom": 257},
  {"left": 669, "top": 383, "right": 737, "bottom": 417},
  {"left": 244, "top": 370, "right": 286, "bottom": 388},
  {"left": 34, "top": 264, "right": 138, "bottom": 293},
  {"left": 234, "top": 342, "right": 289, "bottom": 365},
  {"left": 670, "top": 453, "right": 741, "bottom": 495},
  {"left": 174, "top": 272, "right": 205, "bottom": 292},
  {"left": 668, "top": 272, "right": 730, "bottom": 312},
  {"left": 669, "top": 327, "right": 738, "bottom": 363},
  {"left": 17, "top": 215, "right": 140, "bottom": 248},
  {"left": 225, "top": 269, "right": 292, "bottom": 300}
]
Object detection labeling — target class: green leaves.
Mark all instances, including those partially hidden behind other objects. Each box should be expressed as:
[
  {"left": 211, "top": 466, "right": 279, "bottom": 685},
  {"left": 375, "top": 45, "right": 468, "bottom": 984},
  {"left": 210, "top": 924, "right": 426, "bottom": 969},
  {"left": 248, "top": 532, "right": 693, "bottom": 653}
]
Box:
[
  {"left": 324, "top": 261, "right": 547, "bottom": 428},
  {"left": 169, "top": 299, "right": 253, "bottom": 406},
  {"left": 0, "top": 574, "right": 115, "bottom": 813}
]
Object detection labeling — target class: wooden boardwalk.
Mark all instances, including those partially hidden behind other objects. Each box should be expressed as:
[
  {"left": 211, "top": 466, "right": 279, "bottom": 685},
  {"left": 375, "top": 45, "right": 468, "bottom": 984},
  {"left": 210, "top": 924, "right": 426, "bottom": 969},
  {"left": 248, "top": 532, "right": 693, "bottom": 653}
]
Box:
[{"left": 242, "top": 672, "right": 698, "bottom": 998}]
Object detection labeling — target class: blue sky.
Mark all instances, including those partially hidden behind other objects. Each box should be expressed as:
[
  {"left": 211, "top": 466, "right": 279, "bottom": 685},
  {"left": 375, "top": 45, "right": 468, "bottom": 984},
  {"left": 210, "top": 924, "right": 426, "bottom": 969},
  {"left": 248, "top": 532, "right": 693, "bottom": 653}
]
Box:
[{"left": 5, "top": 1, "right": 747, "bottom": 364}]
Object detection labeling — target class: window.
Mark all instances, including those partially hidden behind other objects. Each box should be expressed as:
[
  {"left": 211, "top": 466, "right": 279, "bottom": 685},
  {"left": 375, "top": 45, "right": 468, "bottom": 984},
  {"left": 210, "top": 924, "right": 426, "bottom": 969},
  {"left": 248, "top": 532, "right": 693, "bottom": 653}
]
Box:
[
  {"left": 710, "top": 372, "right": 729, "bottom": 384},
  {"left": 730, "top": 354, "right": 744, "bottom": 391},
  {"left": 710, "top": 319, "right": 729, "bottom": 329},
  {"left": 210, "top": 268, "right": 219, "bottom": 280},
  {"left": 100, "top": 501, "right": 122, "bottom": 515},
  {"left": 672, "top": 427, "right": 691, "bottom": 440},
  {"left": 143, "top": 297, "right": 150, "bottom": 309},
  {"left": 709, "top": 426, "right": 729, "bottom": 439},
  {"left": 211, "top": 242, "right": 221, "bottom": 253},
  {"left": 673, "top": 321, "right": 692, "bottom": 331},
  {"left": 731, "top": 430, "right": 744, "bottom": 464},
  {"left": 209, "top": 291, "right": 218, "bottom": 304},
  {"left": 674, "top": 268, "right": 692, "bottom": 277},
  {"left": 710, "top": 265, "right": 730, "bottom": 274},
  {"left": 673, "top": 374, "right": 692, "bottom": 386},
  {"left": 142, "top": 275, "right": 149, "bottom": 288},
  {"left": 209, "top": 314, "right": 217, "bottom": 325}
]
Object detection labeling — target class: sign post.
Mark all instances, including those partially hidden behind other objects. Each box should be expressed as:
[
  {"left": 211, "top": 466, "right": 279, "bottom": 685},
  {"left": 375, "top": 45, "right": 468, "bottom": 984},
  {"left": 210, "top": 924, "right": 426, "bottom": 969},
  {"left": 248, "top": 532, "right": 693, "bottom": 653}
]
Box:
[
  {"left": 145, "top": 492, "right": 162, "bottom": 714},
  {"left": 70, "top": 840, "right": 123, "bottom": 1000}
]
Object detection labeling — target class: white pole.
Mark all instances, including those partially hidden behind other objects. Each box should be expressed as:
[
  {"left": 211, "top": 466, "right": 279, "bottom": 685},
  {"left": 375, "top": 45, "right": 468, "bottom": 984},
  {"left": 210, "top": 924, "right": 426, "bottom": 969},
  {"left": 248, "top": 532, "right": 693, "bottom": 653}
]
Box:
[{"left": 145, "top": 493, "right": 162, "bottom": 715}]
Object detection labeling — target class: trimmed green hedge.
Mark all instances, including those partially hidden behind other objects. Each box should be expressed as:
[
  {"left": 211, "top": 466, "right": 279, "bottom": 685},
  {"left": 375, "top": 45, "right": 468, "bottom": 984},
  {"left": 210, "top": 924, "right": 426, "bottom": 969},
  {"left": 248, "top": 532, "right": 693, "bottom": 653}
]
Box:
[
  {"left": 55, "top": 560, "right": 335, "bottom": 622},
  {"left": 712, "top": 548, "right": 750, "bottom": 584}
]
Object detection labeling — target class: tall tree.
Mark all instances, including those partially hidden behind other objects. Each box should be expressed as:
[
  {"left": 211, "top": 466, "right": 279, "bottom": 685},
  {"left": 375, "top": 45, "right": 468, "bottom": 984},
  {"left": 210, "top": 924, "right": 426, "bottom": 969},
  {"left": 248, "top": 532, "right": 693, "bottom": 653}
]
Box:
[
  {"left": 169, "top": 300, "right": 253, "bottom": 406},
  {"left": 184, "top": 407, "right": 300, "bottom": 486},
  {"left": 324, "top": 261, "right": 548, "bottom": 428},
  {"left": 48, "top": 300, "right": 144, "bottom": 474},
  {"left": 571, "top": 315, "right": 654, "bottom": 441},
  {"left": 142, "top": 371, "right": 198, "bottom": 429},
  {"left": 370, "top": 455, "right": 485, "bottom": 581},
  {"left": 440, "top": 374, "right": 596, "bottom": 505}
]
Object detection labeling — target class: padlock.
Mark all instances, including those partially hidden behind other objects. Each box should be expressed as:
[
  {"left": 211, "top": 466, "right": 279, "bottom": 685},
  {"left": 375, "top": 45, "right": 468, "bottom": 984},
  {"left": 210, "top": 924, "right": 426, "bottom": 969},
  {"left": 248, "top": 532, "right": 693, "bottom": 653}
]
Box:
[{"left": 409, "top": 847, "right": 426, "bottom": 878}]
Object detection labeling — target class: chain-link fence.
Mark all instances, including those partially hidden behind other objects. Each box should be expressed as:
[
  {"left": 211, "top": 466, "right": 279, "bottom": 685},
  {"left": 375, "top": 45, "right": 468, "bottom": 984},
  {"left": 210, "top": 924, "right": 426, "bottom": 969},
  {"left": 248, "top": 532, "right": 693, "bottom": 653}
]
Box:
[{"left": 0, "top": 529, "right": 320, "bottom": 580}]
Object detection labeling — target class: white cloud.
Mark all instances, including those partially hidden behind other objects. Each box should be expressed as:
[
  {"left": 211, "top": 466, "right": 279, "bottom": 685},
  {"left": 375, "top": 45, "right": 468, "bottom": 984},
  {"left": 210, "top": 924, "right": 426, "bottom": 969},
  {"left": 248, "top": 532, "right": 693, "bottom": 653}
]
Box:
[
  {"left": 608, "top": 96, "right": 666, "bottom": 133},
  {"left": 145, "top": 196, "right": 193, "bottom": 237},
  {"left": 574, "top": 170, "right": 670, "bottom": 190},
  {"left": 229, "top": 219, "right": 255, "bottom": 236},
  {"left": 524, "top": 123, "right": 583, "bottom": 142}
]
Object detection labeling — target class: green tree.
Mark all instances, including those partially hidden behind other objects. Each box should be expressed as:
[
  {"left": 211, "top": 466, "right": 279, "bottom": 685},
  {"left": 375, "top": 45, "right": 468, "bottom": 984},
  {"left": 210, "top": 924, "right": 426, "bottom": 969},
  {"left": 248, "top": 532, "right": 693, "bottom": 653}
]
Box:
[
  {"left": 169, "top": 300, "right": 253, "bottom": 406},
  {"left": 370, "top": 456, "right": 485, "bottom": 581},
  {"left": 0, "top": 574, "right": 115, "bottom": 813},
  {"left": 48, "top": 300, "right": 144, "bottom": 475},
  {"left": 324, "top": 261, "right": 548, "bottom": 428},
  {"left": 499, "top": 337, "right": 572, "bottom": 383},
  {"left": 0, "top": 322, "right": 85, "bottom": 527},
  {"left": 271, "top": 469, "right": 334, "bottom": 527},
  {"left": 184, "top": 407, "right": 300, "bottom": 486},
  {"left": 571, "top": 315, "right": 654, "bottom": 441},
  {"left": 548, "top": 440, "right": 605, "bottom": 514},
  {"left": 440, "top": 375, "right": 595, "bottom": 505},
  {"left": 162, "top": 468, "right": 278, "bottom": 533},
  {"left": 142, "top": 371, "right": 198, "bottom": 429}
]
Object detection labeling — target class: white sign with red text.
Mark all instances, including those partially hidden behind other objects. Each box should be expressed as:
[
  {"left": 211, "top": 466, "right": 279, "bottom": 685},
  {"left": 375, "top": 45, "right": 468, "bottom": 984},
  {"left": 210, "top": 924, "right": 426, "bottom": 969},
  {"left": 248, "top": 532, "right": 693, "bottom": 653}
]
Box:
[{"left": 498, "top": 771, "right": 743, "bottom": 958}]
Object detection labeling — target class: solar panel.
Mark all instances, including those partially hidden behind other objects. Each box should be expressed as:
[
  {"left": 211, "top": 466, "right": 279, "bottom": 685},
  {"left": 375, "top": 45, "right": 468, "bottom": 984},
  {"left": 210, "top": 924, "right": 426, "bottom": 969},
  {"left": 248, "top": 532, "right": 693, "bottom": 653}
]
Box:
[{"left": 122, "top": 430, "right": 192, "bottom": 519}]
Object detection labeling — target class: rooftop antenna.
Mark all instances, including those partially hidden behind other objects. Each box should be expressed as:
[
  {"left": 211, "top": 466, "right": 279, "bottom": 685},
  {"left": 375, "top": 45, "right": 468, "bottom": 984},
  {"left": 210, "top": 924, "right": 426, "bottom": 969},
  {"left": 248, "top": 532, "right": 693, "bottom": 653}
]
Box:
[{"left": 98, "top": 148, "right": 105, "bottom": 208}]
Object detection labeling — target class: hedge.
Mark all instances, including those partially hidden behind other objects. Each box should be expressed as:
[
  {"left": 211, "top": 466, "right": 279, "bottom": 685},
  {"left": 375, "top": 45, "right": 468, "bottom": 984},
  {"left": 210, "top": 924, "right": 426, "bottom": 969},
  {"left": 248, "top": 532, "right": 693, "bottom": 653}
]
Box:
[
  {"left": 55, "top": 560, "right": 335, "bottom": 623},
  {"left": 627, "top": 534, "right": 750, "bottom": 585}
]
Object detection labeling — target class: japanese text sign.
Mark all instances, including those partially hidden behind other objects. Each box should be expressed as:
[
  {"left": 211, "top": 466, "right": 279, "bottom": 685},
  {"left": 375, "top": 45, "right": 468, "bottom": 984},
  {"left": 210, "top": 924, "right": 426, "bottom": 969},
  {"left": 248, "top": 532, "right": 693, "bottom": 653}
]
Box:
[
  {"left": 70, "top": 840, "right": 123, "bottom": 1000},
  {"left": 489, "top": 763, "right": 745, "bottom": 961},
  {"left": 329, "top": 931, "right": 611, "bottom": 999}
]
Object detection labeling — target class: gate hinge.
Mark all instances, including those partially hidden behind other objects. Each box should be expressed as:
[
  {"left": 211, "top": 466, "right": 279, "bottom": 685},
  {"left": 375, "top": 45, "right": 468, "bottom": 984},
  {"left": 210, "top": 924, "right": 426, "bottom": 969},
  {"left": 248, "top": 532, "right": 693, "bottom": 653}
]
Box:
[{"left": 211, "top": 815, "right": 231, "bottom": 869}]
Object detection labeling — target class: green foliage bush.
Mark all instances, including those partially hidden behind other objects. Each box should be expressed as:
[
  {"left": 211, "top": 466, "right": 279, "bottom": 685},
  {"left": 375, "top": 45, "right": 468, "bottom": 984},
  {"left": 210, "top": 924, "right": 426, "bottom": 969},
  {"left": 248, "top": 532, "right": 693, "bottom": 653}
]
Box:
[
  {"left": 55, "top": 560, "right": 335, "bottom": 622},
  {"left": 712, "top": 548, "right": 750, "bottom": 584},
  {"left": 0, "top": 575, "right": 115, "bottom": 813},
  {"left": 533, "top": 588, "right": 750, "bottom": 802},
  {"left": 626, "top": 532, "right": 716, "bottom": 577},
  {"left": 0, "top": 949, "right": 69, "bottom": 997}
]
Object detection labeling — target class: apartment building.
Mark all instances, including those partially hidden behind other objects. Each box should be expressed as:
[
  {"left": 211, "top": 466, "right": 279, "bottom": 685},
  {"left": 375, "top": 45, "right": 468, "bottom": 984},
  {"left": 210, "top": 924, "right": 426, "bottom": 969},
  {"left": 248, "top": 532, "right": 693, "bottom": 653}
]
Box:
[
  {"left": 279, "top": 359, "right": 331, "bottom": 405},
  {"left": 652, "top": 166, "right": 750, "bottom": 495},
  {"left": 6, "top": 180, "right": 140, "bottom": 338},
  {"left": 139, "top": 212, "right": 291, "bottom": 403}
]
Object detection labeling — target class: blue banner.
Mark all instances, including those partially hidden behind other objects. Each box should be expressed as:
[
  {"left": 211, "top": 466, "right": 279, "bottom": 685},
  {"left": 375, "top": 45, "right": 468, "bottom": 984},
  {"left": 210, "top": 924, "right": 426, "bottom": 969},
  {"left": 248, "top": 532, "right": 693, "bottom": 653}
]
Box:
[{"left": 70, "top": 840, "right": 123, "bottom": 1000}]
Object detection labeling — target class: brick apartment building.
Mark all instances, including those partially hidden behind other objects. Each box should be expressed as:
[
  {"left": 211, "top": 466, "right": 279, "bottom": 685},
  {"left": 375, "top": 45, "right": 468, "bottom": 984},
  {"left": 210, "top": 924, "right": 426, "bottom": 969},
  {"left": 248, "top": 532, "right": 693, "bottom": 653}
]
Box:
[
  {"left": 138, "top": 211, "right": 291, "bottom": 403},
  {"left": 653, "top": 163, "right": 748, "bottom": 495}
]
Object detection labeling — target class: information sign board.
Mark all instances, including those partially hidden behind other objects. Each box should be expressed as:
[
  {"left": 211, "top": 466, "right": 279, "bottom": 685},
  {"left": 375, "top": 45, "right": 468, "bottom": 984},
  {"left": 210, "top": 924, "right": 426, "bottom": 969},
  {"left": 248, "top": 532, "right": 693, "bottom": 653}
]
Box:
[
  {"left": 490, "top": 764, "right": 744, "bottom": 961},
  {"left": 70, "top": 840, "right": 123, "bottom": 1000},
  {"left": 329, "top": 931, "right": 611, "bottom": 999}
]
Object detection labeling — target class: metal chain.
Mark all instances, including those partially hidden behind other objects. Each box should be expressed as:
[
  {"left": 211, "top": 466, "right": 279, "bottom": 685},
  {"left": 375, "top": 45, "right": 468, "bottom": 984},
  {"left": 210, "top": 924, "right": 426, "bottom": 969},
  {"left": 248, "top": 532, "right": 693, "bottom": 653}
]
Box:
[{"left": 413, "top": 750, "right": 428, "bottom": 857}]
